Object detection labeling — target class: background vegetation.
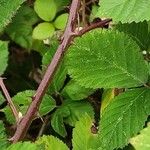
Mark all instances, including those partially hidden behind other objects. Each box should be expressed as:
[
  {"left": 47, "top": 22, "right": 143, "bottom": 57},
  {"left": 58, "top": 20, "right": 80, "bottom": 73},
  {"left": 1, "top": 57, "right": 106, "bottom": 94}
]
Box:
[{"left": 0, "top": 0, "right": 150, "bottom": 149}]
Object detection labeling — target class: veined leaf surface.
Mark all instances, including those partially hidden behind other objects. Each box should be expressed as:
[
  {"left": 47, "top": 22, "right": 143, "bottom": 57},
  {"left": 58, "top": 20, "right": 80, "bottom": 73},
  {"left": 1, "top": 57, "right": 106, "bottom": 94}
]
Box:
[
  {"left": 66, "top": 29, "right": 148, "bottom": 88},
  {"left": 97, "top": 0, "right": 150, "bottom": 23}
]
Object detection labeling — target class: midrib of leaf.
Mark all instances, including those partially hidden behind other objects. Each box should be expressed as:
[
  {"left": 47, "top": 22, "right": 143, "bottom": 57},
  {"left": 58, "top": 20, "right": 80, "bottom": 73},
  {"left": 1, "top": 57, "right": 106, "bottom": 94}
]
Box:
[{"left": 100, "top": 89, "right": 146, "bottom": 148}]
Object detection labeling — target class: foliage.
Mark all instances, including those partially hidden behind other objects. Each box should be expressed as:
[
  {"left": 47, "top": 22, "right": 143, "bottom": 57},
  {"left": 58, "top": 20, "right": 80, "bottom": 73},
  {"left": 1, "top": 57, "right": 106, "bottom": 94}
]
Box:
[
  {"left": 36, "top": 135, "right": 69, "bottom": 150},
  {"left": 96, "top": 0, "right": 150, "bottom": 23},
  {"left": 0, "top": 0, "right": 150, "bottom": 150},
  {"left": 32, "top": 22, "right": 55, "bottom": 40},
  {"left": 51, "top": 101, "right": 94, "bottom": 137},
  {"left": 98, "top": 88, "right": 150, "bottom": 150},
  {"left": 6, "top": 5, "right": 39, "bottom": 49},
  {"left": 0, "top": 41, "right": 8, "bottom": 75},
  {"left": 3, "top": 90, "right": 56, "bottom": 123},
  {"left": 0, "top": 121, "right": 10, "bottom": 149},
  {"left": 66, "top": 29, "right": 148, "bottom": 88},
  {"left": 72, "top": 114, "right": 98, "bottom": 150},
  {"left": 0, "top": 0, "right": 25, "bottom": 30},
  {"left": 130, "top": 124, "right": 150, "bottom": 150}
]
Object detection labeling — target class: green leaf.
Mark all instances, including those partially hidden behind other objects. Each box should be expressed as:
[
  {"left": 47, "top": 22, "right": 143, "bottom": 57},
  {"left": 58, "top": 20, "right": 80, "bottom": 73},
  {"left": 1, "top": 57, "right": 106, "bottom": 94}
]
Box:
[
  {"left": 61, "top": 80, "right": 94, "bottom": 101},
  {"left": 66, "top": 29, "right": 148, "bottom": 88},
  {"left": 101, "top": 89, "right": 115, "bottom": 114},
  {"left": 64, "top": 101, "right": 94, "bottom": 127},
  {"left": 130, "top": 124, "right": 150, "bottom": 150},
  {"left": 54, "top": 13, "right": 68, "bottom": 30},
  {"left": 3, "top": 90, "right": 56, "bottom": 123},
  {"left": 51, "top": 101, "right": 94, "bottom": 137},
  {"left": 115, "top": 21, "right": 150, "bottom": 50},
  {"left": 0, "top": 121, "right": 10, "bottom": 149},
  {"left": 32, "top": 22, "right": 55, "bottom": 40},
  {"left": 34, "top": 0, "right": 57, "bottom": 21},
  {"left": 51, "top": 106, "right": 70, "bottom": 137},
  {"left": 42, "top": 42, "right": 67, "bottom": 94},
  {"left": 36, "top": 135, "right": 69, "bottom": 150},
  {"left": 6, "top": 5, "right": 39, "bottom": 49},
  {"left": 0, "top": 0, "right": 25, "bottom": 30},
  {"left": 0, "top": 41, "right": 8, "bottom": 75},
  {"left": 98, "top": 88, "right": 150, "bottom": 150},
  {"left": 72, "top": 114, "right": 99, "bottom": 150},
  {"left": 97, "top": 0, "right": 150, "bottom": 23},
  {"left": 0, "top": 91, "right": 5, "bottom": 105},
  {"left": 7, "top": 142, "right": 37, "bottom": 150}
]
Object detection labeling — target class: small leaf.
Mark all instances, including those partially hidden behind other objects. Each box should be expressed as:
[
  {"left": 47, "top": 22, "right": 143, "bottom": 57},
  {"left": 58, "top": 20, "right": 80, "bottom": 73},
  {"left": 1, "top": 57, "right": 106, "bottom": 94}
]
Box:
[
  {"left": 98, "top": 88, "right": 150, "bottom": 150},
  {"left": 97, "top": 0, "right": 150, "bottom": 23},
  {"left": 64, "top": 101, "right": 94, "bottom": 127},
  {"left": 32, "top": 22, "right": 55, "bottom": 40},
  {"left": 51, "top": 106, "right": 70, "bottom": 137},
  {"left": 36, "top": 135, "right": 69, "bottom": 150},
  {"left": 3, "top": 90, "right": 56, "bottom": 123},
  {"left": 0, "top": 0, "right": 25, "bottom": 30},
  {"left": 72, "top": 114, "right": 99, "bottom": 150},
  {"left": 61, "top": 80, "right": 94, "bottom": 101},
  {"left": 66, "top": 29, "right": 148, "bottom": 88},
  {"left": 130, "top": 124, "right": 150, "bottom": 150},
  {"left": 0, "top": 121, "right": 10, "bottom": 149},
  {"left": 6, "top": 5, "right": 39, "bottom": 49},
  {"left": 7, "top": 142, "right": 37, "bottom": 150},
  {"left": 54, "top": 13, "right": 68, "bottom": 30},
  {"left": 34, "top": 0, "right": 57, "bottom": 21},
  {"left": 0, "top": 41, "right": 8, "bottom": 75},
  {"left": 51, "top": 101, "right": 94, "bottom": 137}
]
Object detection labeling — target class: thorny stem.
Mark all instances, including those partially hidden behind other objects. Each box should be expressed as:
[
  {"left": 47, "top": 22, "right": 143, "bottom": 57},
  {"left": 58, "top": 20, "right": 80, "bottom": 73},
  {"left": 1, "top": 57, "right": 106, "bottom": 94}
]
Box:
[
  {"left": 78, "top": 18, "right": 112, "bottom": 36},
  {"left": 10, "top": 0, "right": 112, "bottom": 143},
  {"left": 0, "top": 78, "right": 19, "bottom": 122},
  {"left": 10, "top": 0, "right": 81, "bottom": 143}
]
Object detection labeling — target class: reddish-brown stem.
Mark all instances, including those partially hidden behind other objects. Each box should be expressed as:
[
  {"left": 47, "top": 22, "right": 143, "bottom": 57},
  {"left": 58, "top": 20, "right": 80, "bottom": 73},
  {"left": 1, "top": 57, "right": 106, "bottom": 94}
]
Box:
[
  {"left": 0, "top": 78, "right": 19, "bottom": 122},
  {"left": 10, "top": 0, "right": 112, "bottom": 143},
  {"left": 10, "top": 0, "right": 81, "bottom": 143},
  {"left": 78, "top": 18, "right": 112, "bottom": 36}
]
